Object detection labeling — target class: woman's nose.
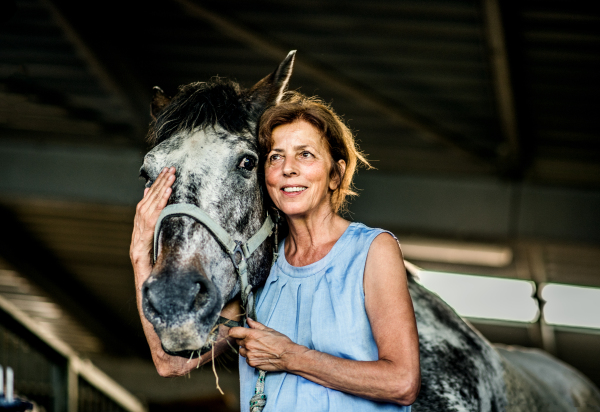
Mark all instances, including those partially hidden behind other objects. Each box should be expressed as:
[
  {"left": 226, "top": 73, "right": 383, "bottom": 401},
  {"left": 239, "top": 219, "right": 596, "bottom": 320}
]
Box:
[{"left": 282, "top": 157, "right": 298, "bottom": 176}]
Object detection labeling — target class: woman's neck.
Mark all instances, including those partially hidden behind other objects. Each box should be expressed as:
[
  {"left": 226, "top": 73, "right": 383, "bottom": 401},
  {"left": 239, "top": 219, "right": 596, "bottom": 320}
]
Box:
[{"left": 284, "top": 206, "right": 350, "bottom": 267}]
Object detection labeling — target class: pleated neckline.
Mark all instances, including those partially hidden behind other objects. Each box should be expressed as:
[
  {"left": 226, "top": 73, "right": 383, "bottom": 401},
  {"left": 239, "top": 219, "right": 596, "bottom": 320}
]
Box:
[{"left": 275, "top": 222, "right": 358, "bottom": 278}]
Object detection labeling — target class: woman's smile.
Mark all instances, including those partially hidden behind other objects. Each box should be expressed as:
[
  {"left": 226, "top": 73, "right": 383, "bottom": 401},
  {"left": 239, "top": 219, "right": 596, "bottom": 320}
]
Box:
[{"left": 281, "top": 185, "right": 308, "bottom": 194}]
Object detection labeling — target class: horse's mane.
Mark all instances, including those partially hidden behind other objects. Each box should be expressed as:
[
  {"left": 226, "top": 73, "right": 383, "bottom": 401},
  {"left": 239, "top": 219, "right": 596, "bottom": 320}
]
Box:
[{"left": 147, "top": 78, "right": 255, "bottom": 148}]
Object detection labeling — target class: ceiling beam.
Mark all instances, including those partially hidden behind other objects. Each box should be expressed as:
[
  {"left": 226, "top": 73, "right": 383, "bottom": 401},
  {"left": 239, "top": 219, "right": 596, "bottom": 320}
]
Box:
[
  {"left": 0, "top": 203, "right": 149, "bottom": 357},
  {"left": 1, "top": 75, "right": 134, "bottom": 137},
  {"left": 481, "top": 0, "right": 523, "bottom": 175},
  {"left": 173, "top": 0, "right": 497, "bottom": 166},
  {"left": 44, "top": 0, "right": 150, "bottom": 141}
]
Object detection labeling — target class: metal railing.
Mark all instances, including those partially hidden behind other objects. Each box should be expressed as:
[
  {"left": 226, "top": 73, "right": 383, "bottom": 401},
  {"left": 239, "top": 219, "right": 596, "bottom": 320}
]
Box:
[{"left": 0, "top": 294, "right": 146, "bottom": 412}]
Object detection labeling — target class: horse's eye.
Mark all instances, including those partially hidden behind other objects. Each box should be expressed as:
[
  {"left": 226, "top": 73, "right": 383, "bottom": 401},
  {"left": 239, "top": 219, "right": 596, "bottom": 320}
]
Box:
[{"left": 238, "top": 156, "right": 256, "bottom": 172}]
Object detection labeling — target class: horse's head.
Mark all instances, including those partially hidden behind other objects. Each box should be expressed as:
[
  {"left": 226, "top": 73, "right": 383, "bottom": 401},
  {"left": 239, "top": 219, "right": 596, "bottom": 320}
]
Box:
[{"left": 140, "top": 52, "right": 295, "bottom": 356}]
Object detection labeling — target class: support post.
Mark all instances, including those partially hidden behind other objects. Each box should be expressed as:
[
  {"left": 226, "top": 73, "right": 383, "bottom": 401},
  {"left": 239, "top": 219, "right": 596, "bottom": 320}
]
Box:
[
  {"left": 527, "top": 244, "right": 557, "bottom": 355},
  {"left": 67, "top": 360, "right": 78, "bottom": 412}
]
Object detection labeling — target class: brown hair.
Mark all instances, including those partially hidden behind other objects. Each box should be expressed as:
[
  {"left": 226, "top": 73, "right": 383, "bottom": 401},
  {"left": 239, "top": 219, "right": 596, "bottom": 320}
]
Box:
[{"left": 258, "top": 92, "right": 371, "bottom": 214}]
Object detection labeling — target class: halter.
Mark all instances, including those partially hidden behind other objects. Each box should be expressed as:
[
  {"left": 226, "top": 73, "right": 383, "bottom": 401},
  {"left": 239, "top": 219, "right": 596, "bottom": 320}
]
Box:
[
  {"left": 153, "top": 203, "right": 276, "bottom": 319},
  {"left": 153, "top": 203, "right": 276, "bottom": 412}
]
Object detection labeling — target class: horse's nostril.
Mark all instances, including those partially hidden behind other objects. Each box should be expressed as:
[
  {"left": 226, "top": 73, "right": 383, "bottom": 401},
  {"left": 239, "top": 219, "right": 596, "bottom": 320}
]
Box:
[
  {"left": 142, "top": 282, "right": 163, "bottom": 323},
  {"left": 193, "top": 281, "right": 210, "bottom": 310},
  {"left": 147, "top": 293, "right": 160, "bottom": 316}
]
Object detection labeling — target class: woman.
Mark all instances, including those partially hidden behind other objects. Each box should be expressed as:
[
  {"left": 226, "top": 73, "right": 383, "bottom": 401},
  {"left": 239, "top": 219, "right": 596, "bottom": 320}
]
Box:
[{"left": 131, "top": 93, "right": 420, "bottom": 410}]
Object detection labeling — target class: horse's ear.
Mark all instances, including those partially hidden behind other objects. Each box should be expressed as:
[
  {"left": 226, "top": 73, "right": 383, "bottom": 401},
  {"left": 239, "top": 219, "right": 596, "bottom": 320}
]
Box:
[
  {"left": 248, "top": 50, "right": 296, "bottom": 114},
  {"left": 151, "top": 86, "right": 171, "bottom": 120}
]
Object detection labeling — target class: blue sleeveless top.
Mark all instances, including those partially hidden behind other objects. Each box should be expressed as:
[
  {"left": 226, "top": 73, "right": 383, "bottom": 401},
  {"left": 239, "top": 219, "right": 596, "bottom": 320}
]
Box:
[{"left": 239, "top": 222, "right": 411, "bottom": 412}]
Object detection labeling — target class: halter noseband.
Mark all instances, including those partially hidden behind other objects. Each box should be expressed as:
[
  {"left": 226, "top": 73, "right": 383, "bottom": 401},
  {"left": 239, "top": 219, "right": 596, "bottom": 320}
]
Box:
[{"left": 153, "top": 203, "right": 276, "bottom": 320}]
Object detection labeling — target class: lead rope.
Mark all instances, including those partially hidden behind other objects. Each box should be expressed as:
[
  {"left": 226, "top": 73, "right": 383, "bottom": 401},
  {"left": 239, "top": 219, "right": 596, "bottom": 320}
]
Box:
[
  {"left": 249, "top": 210, "right": 280, "bottom": 412},
  {"left": 249, "top": 371, "right": 267, "bottom": 411}
]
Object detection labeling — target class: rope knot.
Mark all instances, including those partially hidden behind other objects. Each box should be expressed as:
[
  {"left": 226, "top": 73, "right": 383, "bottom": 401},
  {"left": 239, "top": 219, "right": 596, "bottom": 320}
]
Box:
[
  {"left": 249, "top": 393, "right": 266, "bottom": 412},
  {"left": 249, "top": 370, "right": 267, "bottom": 411}
]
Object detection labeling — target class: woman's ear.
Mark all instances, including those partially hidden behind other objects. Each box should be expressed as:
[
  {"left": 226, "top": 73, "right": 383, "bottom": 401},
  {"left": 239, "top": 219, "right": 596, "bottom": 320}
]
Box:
[{"left": 330, "top": 159, "right": 346, "bottom": 191}]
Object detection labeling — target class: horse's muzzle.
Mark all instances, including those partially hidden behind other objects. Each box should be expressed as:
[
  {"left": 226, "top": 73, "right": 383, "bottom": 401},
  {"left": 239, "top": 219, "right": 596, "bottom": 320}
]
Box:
[{"left": 141, "top": 269, "right": 222, "bottom": 354}]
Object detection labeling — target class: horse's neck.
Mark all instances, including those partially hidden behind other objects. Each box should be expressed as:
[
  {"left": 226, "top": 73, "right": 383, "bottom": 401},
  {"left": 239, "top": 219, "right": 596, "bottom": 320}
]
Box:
[{"left": 408, "top": 276, "right": 495, "bottom": 349}]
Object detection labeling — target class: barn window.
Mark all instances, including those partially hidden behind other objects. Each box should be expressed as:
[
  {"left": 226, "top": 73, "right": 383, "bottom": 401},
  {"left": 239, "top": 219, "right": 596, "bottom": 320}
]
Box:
[
  {"left": 541, "top": 284, "right": 600, "bottom": 329},
  {"left": 417, "top": 271, "right": 539, "bottom": 323}
]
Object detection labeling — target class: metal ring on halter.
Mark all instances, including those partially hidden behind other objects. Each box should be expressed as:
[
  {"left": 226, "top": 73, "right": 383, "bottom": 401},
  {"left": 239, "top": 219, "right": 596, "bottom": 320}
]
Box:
[{"left": 230, "top": 241, "right": 247, "bottom": 270}]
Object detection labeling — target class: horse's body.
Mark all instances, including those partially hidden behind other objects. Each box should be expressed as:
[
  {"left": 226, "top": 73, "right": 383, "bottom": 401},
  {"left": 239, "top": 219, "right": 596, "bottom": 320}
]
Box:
[
  {"left": 140, "top": 52, "right": 600, "bottom": 411},
  {"left": 408, "top": 273, "right": 600, "bottom": 411}
]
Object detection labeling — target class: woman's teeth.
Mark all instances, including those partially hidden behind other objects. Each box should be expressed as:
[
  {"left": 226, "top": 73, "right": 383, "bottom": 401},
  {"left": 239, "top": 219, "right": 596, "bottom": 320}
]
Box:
[{"left": 283, "top": 187, "right": 307, "bottom": 192}]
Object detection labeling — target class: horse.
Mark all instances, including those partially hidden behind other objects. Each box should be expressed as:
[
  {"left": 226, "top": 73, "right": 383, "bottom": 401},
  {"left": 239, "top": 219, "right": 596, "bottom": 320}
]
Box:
[{"left": 139, "top": 51, "right": 600, "bottom": 411}]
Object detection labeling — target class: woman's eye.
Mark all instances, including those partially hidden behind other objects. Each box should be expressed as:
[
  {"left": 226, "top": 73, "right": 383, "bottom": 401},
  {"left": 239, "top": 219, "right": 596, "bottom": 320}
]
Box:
[
  {"left": 269, "top": 154, "right": 282, "bottom": 162},
  {"left": 301, "top": 151, "right": 312, "bottom": 158},
  {"left": 238, "top": 156, "right": 256, "bottom": 171}
]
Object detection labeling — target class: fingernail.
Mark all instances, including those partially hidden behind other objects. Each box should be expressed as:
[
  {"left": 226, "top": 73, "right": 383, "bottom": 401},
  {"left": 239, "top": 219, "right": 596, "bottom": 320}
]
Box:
[
  {"left": 168, "top": 174, "right": 175, "bottom": 180},
  {"left": 169, "top": 166, "right": 175, "bottom": 172}
]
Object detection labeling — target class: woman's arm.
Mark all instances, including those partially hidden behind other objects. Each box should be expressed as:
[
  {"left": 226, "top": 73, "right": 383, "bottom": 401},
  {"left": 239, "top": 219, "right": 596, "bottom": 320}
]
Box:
[
  {"left": 130, "top": 167, "right": 238, "bottom": 377},
  {"left": 230, "top": 233, "right": 420, "bottom": 406}
]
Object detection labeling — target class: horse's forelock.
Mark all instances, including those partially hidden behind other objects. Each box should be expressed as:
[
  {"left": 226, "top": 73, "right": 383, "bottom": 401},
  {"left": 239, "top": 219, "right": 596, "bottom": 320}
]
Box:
[{"left": 146, "top": 78, "right": 254, "bottom": 149}]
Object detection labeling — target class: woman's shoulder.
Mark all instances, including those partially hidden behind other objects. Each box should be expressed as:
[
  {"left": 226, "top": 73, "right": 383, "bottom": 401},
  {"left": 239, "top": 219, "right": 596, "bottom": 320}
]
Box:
[
  {"left": 331, "top": 223, "right": 399, "bottom": 264},
  {"left": 347, "top": 222, "right": 398, "bottom": 244}
]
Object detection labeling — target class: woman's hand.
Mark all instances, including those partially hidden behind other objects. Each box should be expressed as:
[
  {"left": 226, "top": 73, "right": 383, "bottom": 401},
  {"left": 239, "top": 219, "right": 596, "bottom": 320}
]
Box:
[
  {"left": 229, "top": 318, "right": 308, "bottom": 372},
  {"left": 130, "top": 167, "right": 175, "bottom": 287}
]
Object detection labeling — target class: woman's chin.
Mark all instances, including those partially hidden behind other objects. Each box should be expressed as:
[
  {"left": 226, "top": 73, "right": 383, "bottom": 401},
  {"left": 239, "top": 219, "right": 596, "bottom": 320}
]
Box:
[
  {"left": 278, "top": 206, "right": 304, "bottom": 218},
  {"left": 278, "top": 205, "right": 327, "bottom": 220},
  {"left": 277, "top": 196, "right": 334, "bottom": 218}
]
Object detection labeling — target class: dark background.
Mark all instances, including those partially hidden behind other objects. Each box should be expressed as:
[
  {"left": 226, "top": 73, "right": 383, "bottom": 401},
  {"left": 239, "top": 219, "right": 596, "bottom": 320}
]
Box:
[{"left": 1, "top": 0, "right": 599, "bottom": 409}]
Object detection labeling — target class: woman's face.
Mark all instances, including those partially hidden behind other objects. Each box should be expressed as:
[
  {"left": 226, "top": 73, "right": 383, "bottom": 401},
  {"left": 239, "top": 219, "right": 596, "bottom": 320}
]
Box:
[{"left": 265, "top": 120, "right": 342, "bottom": 219}]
